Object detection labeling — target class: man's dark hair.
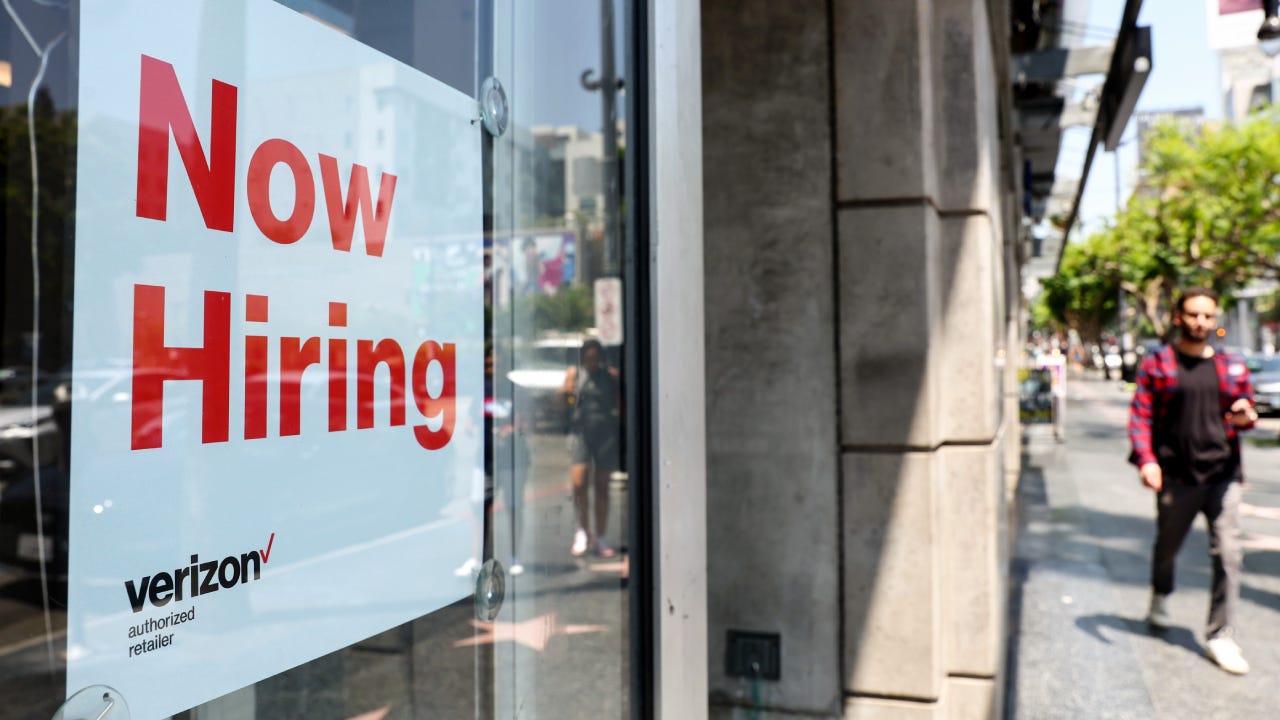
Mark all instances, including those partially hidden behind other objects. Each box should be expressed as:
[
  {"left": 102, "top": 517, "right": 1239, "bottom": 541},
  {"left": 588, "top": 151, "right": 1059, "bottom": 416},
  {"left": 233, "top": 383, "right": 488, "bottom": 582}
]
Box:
[
  {"left": 1176, "top": 287, "right": 1218, "bottom": 314},
  {"left": 581, "top": 338, "right": 604, "bottom": 356}
]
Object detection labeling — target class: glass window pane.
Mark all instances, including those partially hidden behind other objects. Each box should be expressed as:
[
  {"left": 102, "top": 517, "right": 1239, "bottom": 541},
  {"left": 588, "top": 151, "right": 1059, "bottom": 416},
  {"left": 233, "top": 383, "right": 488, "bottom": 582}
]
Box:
[
  {"left": 487, "top": 1, "right": 634, "bottom": 717},
  {"left": 0, "top": 1, "right": 638, "bottom": 718}
]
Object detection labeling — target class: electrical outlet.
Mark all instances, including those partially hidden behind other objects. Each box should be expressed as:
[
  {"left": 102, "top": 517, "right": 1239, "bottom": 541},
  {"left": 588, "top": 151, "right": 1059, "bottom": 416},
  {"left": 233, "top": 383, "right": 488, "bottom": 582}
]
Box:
[{"left": 725, "top": 630, "right": 781, "bottom": 680}]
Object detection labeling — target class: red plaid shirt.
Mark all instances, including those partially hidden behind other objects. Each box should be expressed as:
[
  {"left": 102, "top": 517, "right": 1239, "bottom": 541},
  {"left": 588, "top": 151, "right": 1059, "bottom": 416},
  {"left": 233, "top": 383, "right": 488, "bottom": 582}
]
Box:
[{"left": 1128, "top": 344, "right": 1254, "bottom": 470}]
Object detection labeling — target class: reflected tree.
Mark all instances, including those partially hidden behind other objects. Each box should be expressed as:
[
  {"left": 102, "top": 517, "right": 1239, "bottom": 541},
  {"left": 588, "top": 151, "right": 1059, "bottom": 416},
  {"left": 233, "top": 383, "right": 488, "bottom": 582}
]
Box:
[{"left": 1, "top": 89, "right": 77, "bottom": 370}]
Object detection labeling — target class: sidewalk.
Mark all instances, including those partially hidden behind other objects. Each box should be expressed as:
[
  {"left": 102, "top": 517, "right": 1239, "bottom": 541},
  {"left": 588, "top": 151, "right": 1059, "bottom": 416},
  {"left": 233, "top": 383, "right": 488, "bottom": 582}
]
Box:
[{"left": 1005, "top": 374, "right": 1280, "bottom": 719}]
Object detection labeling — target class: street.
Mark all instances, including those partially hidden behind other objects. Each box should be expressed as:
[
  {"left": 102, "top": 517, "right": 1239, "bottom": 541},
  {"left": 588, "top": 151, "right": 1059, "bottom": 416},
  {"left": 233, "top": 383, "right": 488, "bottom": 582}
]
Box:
[{"left": 1008, "top": 373, "right": 1280, "bottom": 719}]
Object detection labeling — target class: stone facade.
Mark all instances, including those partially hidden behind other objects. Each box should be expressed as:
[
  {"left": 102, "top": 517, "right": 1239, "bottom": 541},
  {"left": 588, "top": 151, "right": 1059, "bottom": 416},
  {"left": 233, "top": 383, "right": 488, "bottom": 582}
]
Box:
[{"left": 703, "top": 1, "right": 1021, "bottom": 717}]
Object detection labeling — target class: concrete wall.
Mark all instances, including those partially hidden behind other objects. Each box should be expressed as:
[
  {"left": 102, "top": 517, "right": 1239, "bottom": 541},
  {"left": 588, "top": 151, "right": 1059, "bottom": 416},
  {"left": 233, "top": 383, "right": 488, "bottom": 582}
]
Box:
[
  {"left": 702, "top": 1, "right": 842, "bottom": 716},
  {"left": 703, "top": 1, "right": 1017, "bottom": 718}
]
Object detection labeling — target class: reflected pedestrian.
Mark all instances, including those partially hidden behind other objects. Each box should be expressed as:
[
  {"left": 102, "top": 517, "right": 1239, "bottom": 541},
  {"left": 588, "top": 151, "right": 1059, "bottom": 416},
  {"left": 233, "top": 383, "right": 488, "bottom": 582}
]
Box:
[
  {"left": 564, "top": 339, "right": 619, "bottom": 558},
  {"left": 1128, "top": 287, "right": 1256, "bottom": 674}
]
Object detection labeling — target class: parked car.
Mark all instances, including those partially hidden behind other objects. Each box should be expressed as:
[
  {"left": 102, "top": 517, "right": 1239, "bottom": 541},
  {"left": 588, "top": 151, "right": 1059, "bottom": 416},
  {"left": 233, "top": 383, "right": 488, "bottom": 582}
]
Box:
[
  {"left": 0, "top": 371, "right": 62, "bottom": 488},
  {"left": 0, "top": 365, "right": 162, "bottom": 590},
  {"left": 0, "top": 372, "right": 70, "bottom": 591},
  {"left": 1103, "top": 344, "right": 1123, "bottom": 379},
  {"left": 0, "top": 465, "right": 70, "bottom": 585},
  {"left": 1246, "top": 355, "right": 1280, "bottom": 416}
]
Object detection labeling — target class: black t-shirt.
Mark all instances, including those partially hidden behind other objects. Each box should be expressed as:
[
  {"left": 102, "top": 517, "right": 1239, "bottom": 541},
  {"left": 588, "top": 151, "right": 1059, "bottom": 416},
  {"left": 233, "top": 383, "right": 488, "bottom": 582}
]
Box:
[{"left": 1155, "top": 351, "right": 1235, "bottom": 484}]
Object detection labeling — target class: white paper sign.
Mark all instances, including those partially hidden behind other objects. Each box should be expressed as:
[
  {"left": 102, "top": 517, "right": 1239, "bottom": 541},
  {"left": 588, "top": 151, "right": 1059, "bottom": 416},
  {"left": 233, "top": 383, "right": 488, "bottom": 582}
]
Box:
[
  {"left": 68, "top": 1, "right": 484, "bottom": 716},
  {"left": 594, "top": 277, "right": 624, "bottom": 347}
]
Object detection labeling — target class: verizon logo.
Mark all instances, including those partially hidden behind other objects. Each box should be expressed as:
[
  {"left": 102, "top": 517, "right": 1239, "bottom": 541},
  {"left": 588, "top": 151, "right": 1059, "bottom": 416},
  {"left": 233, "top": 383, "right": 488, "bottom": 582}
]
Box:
[{"left": 124, "top": 533, "right": 275, "bottom": 613}]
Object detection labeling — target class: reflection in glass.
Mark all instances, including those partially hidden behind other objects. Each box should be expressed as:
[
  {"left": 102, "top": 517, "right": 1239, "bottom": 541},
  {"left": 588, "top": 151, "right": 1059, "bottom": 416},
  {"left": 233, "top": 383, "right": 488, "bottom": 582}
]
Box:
[
  {"left": 487, "top": 1, "right": 633, "bottom": 717},
  {"left": 0, "top": 0, "right": 635, "bottom": 717},
  {"left": 1, "top": 0, "right": 76, "bottom": 716}
]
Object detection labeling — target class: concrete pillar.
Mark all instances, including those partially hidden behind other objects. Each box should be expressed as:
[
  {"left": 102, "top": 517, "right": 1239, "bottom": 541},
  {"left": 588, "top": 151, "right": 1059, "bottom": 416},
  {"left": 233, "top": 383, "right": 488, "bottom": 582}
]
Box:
[
  {"left": 834, "top": 0, "right": 1007, "bottom": 717},
  {"left": 835, "top": 0, "right": 937, "bottom": 203},
  {"left": 938, "top": 215, "right": 1000, "bottom": 444},
  {"left": 837, "top": 204, "right": 942, "bottom": 449},
  {"left": 939, "top": 447, "right": 1002, "bottom": 677},
  {"left": 833, "top": 0, "right": 943, "bottom": 714},
  {"left": 702, "top": 1, "right": 842, "bottom": 717},
  {"left": 932, "top": 2, "right": 1008, "bottom": 715},
  {"left": 702, "top": 0, "right": 1013, "bottom": 717},
  {"left": 842, "top": 451, "right": 942, "bottom": 700}
]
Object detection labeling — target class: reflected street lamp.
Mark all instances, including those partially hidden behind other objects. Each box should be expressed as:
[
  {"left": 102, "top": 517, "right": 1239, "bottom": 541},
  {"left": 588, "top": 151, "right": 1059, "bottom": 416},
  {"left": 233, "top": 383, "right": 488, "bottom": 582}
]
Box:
[{"left": 580, "top": 0, "right": 624, "bottom": 281}]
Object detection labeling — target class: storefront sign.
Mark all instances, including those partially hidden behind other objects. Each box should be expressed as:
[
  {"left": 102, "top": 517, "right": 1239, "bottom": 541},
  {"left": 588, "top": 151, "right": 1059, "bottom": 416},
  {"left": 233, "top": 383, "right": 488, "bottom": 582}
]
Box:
[
  {"left": 1017, "top": 368, "right": 1054, "bottom": 424},
  {"left": 68, "top": 1, "right": 483, "bottom": 716}
]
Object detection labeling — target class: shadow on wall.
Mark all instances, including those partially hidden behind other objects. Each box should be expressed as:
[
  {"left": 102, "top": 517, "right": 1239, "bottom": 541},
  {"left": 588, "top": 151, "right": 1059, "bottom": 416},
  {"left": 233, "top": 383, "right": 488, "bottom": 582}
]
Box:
[{"left": 703, "top": 1, "right": 1012, "bottom": 718}]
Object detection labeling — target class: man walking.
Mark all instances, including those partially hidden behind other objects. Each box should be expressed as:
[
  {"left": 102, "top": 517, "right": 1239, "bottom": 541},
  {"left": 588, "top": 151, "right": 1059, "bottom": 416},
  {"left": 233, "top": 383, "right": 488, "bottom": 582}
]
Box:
[{"left": 1128, "top": 287, "right": 1256, "bottom": 674}]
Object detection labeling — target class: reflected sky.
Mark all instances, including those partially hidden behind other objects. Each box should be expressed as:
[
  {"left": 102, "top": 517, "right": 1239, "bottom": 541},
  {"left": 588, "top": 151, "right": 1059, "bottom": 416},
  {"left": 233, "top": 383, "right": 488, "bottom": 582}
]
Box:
[{"left": 2, "top": 0, "right": 626, "bottom": 128}]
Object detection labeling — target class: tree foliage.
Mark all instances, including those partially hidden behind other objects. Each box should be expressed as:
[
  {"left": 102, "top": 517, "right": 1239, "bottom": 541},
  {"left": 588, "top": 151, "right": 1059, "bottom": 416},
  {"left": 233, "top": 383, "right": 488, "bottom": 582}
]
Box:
[
  {"left": 1038, "top": 233, "right": 1119, "bottom": 344},
  {"left": 1043, "top": 110, "right": 1280, "bottom": 340},
  {"left": 532, "top": 284, "right": 593, "bottom": 331},
  {"left": 1, "top": 91, "right": 78, "bottom": 369}
]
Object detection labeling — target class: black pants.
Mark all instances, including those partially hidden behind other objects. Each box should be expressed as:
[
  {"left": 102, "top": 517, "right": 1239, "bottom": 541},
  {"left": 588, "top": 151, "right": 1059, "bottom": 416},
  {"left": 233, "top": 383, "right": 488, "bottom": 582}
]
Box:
[{"left": 1151, "top": 480, "right": 1243, "bottom": 639}]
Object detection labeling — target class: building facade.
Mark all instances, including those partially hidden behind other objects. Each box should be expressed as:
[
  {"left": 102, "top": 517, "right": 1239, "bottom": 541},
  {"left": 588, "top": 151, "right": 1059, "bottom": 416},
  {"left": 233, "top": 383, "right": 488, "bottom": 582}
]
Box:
[
  {"left": 702, "top": 1, "right": 1023, "bottom": 717},
  {"left": 0, "top": 1, "right": 1069, "bottom": 718}
]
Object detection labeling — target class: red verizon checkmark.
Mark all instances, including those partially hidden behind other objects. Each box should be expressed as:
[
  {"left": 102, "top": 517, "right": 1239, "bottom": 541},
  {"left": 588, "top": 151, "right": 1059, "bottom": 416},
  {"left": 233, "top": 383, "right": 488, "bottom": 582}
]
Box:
[{"left": 260, "top": 532, "right": 276, "bottom": 563}]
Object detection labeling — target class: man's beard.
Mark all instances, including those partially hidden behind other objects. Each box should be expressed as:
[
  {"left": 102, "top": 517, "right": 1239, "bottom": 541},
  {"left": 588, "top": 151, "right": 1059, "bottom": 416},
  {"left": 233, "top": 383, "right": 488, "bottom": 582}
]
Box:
[{"left": 1180, "top": 324, "right": 1211, "bottom": 343}]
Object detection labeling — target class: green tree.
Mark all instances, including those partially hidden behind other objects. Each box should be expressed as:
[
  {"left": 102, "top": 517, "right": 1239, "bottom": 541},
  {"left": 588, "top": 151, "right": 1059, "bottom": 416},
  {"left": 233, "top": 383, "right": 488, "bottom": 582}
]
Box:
[
  {"left": 1, "top": 91, "right": 78, "bottom": 369},
  {"left": 1044, "top": 110, "right": 1280, "bottom": 340},
  {"left": 1039, "top": 232, "right": 1120, "bottom": 345},
  {"left": 532, "top": 284, "right": 593, "bottom": 331}
]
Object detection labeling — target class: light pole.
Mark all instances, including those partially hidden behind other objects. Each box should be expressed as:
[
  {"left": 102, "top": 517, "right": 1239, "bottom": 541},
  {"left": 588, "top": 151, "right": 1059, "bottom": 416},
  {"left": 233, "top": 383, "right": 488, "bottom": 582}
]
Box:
[
  {"left": 580, "top": 0, "right": 624, "bottom": 280},
  {"left": 1113, "top": 133, "right": 1139, "bottom": 382},
  {"left": 580, "top": 1, "right": 626, "bottom": 355},
  {"left": 1260, "top": 0, "right": 1280, "bottom": 56}
]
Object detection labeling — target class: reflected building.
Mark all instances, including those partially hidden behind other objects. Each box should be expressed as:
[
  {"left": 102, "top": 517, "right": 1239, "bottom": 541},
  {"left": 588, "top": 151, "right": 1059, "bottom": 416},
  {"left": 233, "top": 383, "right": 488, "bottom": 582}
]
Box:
[
  {"left": 1219, "top": 45, "right": 1280, "bottom": 118},
  {"left": 530, "top": 123, "right": 626, "bottom": 223}
]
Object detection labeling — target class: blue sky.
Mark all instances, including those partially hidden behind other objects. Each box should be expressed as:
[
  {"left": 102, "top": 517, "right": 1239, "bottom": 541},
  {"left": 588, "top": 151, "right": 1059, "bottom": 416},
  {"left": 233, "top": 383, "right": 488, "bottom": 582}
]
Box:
[{"left": 1064, "top": 0, "right": 1228, "bottom": 234}]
